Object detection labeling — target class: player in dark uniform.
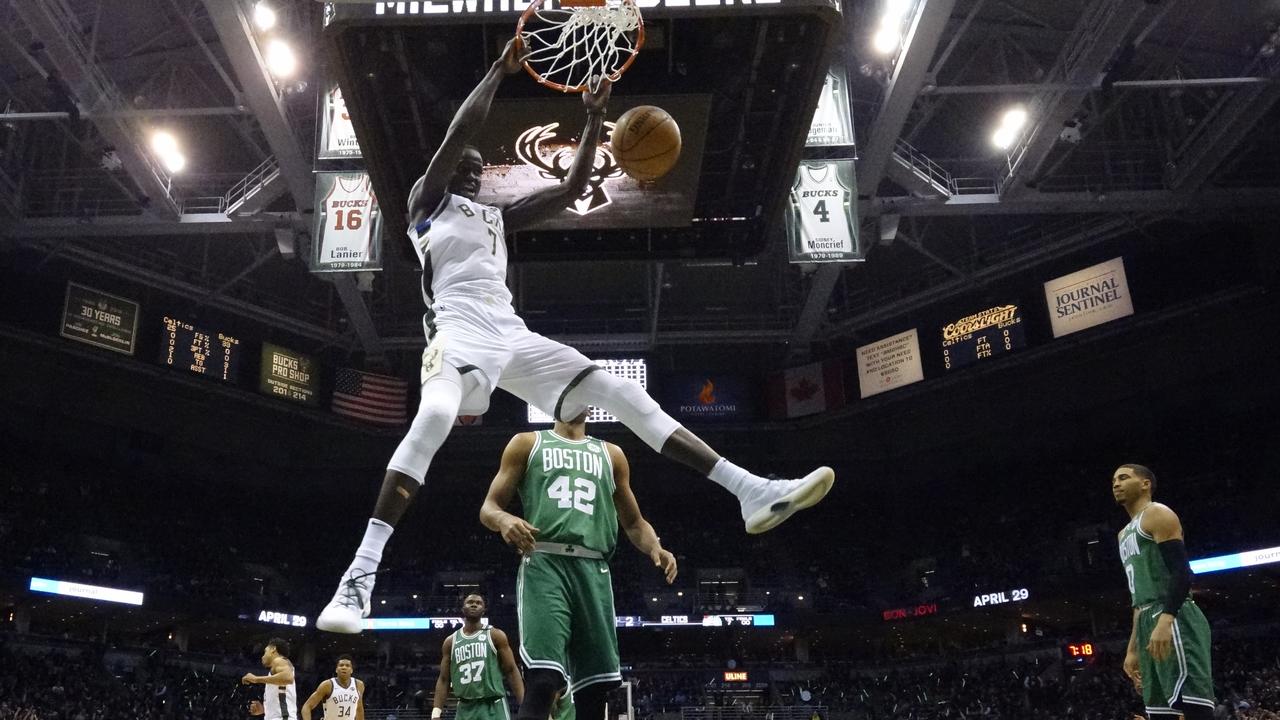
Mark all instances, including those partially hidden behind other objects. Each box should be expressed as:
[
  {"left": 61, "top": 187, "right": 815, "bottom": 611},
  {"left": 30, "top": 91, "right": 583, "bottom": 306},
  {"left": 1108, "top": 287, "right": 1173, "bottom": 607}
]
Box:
[
  {"left": 480, "top": 409, "right": 677, "bottom": 720},
  {"left": 433, "top": 594, "right": 524, "bottom": 720},
  {"left": 1113, "top": 464, "right": 1215, "bottom": 720}
]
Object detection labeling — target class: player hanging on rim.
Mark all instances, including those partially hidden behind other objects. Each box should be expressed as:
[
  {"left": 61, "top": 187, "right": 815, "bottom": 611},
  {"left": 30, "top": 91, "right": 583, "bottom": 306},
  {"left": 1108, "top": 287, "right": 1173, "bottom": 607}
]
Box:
[
  {"left": 300, "top": 655, "right": 365, "bottom": 720},
  {"left": 1112, "top": 464, "right": 1216, "bottom": 720},
  {"left": 316, "top": 37, "right": 834, "bottom": 633},
  {"left": 432, "top": 594, "right": 524, "bottom": 720},
  {"left": 480, "top": 409, "right": 678, "bottom": 720}
]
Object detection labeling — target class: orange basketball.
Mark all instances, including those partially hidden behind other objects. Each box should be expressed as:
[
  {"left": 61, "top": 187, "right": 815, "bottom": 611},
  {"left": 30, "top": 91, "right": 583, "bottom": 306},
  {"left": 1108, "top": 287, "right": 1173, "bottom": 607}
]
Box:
[{"left": 609, "top": 105, "right": 681, "bottom": 182}]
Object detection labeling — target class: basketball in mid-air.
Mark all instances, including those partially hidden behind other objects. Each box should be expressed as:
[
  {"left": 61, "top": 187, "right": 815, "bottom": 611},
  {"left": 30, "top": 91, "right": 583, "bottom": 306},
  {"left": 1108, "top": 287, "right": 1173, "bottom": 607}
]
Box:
[{"left": 609, "top": 105, "right": 681, "bottom": 182}]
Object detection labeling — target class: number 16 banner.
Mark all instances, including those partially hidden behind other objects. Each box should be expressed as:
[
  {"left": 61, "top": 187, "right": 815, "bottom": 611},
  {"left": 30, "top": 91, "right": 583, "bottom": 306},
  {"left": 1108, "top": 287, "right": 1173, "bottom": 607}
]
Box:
[
  {"left": 785, "top": 160, "right": 863, "bottom": 264},
  {"left": 311, "top": 171, "right": 383, "bottom": 272}
]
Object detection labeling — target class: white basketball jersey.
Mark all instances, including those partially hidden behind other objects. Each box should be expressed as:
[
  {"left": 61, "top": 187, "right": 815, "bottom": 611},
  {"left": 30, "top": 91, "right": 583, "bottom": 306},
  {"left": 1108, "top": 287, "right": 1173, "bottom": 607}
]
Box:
[
  {"left": 793, "top": 164, "right": 854, "bottom": 255},
  {"left": 407, "top": 193, "right": 512, "bottom": 308},
  {"left": 321, "top": 175, "right": 377, "bottom": 263},
  {"left": 324, "top": 678, "right": 361, "bottom": 720},
  {"left": 326, "top": 88, "right": 359, "bottom": 154},
  {"left": 263, "top": 665, "right": 298, "bottom": 720}
]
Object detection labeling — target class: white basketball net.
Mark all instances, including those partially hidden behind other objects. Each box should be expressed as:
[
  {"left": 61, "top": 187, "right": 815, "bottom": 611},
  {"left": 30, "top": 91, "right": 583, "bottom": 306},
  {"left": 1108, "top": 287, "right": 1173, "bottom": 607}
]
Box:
[{"left": 520, "top": 0, "right": 642, "bottom": 93}]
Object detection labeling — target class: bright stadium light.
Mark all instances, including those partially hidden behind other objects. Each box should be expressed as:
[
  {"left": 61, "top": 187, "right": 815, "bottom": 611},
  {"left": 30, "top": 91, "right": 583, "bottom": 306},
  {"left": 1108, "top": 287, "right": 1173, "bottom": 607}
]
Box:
[
  {"left": 991, "top": 106, "right": 1029, "bottom": 150},
  {"left": 265, "top": 38, "right": 298, "bottom": 78},
  {"left": 162, "top": 151, "right": 187, "bottom": 174},
  {"left": 150, "top": 130, "right": 177, "bottom": 157},
  {"left": 1002, "top": 107, "right": 1028, "bottom": 132},
  {"left": 150, "top": 130, "right": 187, "bottom": 173},
  {"left": 253, "top": 2, "right": 277, "bottom": 31},
  {"left": 873, "top": 27, "right": 901, "bottom": 54}
]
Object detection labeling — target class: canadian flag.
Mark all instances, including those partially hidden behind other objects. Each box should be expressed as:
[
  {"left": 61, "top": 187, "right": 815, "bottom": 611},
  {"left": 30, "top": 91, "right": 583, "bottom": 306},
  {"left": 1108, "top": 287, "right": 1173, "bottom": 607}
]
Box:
[{"left": 766, "top": 359, "right": 846, "bottom": 419}]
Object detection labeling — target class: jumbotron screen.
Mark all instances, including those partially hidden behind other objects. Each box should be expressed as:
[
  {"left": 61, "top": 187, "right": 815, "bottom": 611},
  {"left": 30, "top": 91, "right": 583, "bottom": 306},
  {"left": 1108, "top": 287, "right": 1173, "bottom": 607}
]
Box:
[
  {"left": 475, "top": 95, "right": 710, "bottom": 231},
  {"left": 527, "top": 359, "right": 647, "bottom": 424}
]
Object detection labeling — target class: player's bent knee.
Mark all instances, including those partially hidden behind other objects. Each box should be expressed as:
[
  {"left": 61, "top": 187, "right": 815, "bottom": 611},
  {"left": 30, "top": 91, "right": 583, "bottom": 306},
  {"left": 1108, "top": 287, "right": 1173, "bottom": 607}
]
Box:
[{"left": 568, "top": 371, "right": 679, "bottom": 450}]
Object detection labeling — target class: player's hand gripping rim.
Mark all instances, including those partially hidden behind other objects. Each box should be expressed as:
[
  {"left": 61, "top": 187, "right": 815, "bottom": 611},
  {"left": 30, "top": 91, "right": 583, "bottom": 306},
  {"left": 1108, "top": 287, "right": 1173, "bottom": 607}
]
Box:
[
  {"left": 498, "top": 37, "right": 530, "bottom": 75},
  {"left": 584, "top": 76, "right": 611, "bottom": 111}
]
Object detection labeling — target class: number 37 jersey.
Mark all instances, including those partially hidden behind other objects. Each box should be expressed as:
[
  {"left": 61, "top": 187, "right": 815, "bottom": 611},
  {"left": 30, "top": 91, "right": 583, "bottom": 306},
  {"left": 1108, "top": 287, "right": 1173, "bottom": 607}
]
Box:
[
  {"left": 407, "top": 193, "right": 512, "bottom": 307},
  {"left": 519, "top": 431, "right": 618, "bottom": 558}
]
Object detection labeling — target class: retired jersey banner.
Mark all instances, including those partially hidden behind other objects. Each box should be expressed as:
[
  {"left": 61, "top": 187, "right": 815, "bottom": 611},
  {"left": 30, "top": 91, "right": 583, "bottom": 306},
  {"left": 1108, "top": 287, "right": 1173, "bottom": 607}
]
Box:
[
  {"left": 1044, "top": 257, "right": 1134, "bottom": 338},
  {"left": 786, "top": 160, "right": 862, "bottom": 264},
  {"left": 856, "top": 329, "right": 924, "bottom": 399},
  {"left": 766, "top": 360, "right": 845, "bottom": 419},
  {"left": 318, "top": 84, "right": 362, "bottom": 159},
  {"left": 666, "top": 375, "right": 753, "bottom": 422},
  {"left": 806, "top": 66, "right": 854, "bottom": 147},
  {"left": 312, "top": 172, "right": 383, "bottom": 272}
]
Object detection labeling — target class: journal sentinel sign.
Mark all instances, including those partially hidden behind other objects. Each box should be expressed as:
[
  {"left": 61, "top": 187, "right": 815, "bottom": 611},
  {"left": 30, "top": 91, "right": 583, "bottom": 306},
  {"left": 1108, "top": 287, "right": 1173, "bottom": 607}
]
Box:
[
  {"left": 1191, "top": 546, "right": 1280, "bottom": 575},
  {"left": 29, "top": 577, "right": 143, "bottom": 606},
  {"left": 1043, "top": 257, "right": 1134, "bottom": 338}
]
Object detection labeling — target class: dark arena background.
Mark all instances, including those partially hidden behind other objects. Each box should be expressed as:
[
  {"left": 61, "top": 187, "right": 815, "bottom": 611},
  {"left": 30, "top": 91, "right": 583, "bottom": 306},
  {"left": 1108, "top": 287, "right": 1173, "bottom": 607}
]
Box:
[{"left": 2, "top": 0, "right": 1280, "bottom": 719}]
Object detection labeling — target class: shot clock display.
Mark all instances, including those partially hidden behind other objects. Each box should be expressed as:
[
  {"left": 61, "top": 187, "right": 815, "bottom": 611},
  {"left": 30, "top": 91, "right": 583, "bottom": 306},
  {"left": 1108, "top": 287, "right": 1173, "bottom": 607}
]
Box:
[
  {"left": 159, "top": 316, "right": 242, "bottom": 383},
  {"left": 941, "top": 304, "right": 1026, "bottom": 370}
]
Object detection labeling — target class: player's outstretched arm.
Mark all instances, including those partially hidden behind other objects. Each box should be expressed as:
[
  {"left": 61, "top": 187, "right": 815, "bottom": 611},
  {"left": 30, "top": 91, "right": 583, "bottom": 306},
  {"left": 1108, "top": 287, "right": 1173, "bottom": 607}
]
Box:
[
  {"left": 411, "top": 38, "right": 525, "bottom": 222},
  {"left": 609, "top": 443, "right": 678, "bottom": 584},
  {"left": 243, "top": 658, "right": 295, "bottom": 687},
  {"left": 502, "top": 79, "right": 612, "bottom": 232},
  {"left": 301, "top": 679, "right": 333, "bottom": 720},
  {"left": 490, "top": 628, "right": 525, "bottom": 704},
  {"left": 480, "top": 433, "right": 541, "bottom": 554},
  {"left": 434, "top": 635, "right": 455, "bottom": 718}
]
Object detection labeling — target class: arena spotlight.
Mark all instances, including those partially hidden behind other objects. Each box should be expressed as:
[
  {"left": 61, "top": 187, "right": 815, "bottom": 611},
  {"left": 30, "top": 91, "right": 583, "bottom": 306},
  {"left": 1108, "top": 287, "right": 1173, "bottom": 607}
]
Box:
[
  {"left": 873, "top": 27, "right": 901, "bottom": 54},
  {"left": 991, "top": 106, "right": 1029, "bottom": 150},
  {"left": 150, "top": 130, "right": 187, "bottom": 173},
  {"left": 265, "top": 38, "right": 298, "bottom": 78},
  {"left": 253, "top": 2, "right": 277, "bottom": 31}
]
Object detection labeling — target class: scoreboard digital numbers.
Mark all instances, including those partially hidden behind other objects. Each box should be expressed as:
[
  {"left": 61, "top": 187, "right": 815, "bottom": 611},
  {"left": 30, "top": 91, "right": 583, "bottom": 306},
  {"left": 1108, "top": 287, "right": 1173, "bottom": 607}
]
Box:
[
  {"left": 941, "top": 304, "right": 1026, "bottom": 371},
  {"left": 160, "top": 316, "right": 242, "bottom": 382},
  {"left": 259, "top": 342, "right": 319, "bottom": 406}
]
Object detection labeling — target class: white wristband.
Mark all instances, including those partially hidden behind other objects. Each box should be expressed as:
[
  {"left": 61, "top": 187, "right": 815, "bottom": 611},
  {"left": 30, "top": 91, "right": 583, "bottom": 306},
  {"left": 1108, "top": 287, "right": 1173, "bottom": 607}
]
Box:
[{"left": 432, "top": 709, "right": 444, "bottom": 719}]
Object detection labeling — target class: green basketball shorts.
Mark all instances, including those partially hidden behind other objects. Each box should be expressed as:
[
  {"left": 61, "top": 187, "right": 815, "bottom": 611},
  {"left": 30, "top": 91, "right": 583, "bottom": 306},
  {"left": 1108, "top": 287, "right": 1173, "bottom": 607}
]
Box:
[
  {"left": 455, "top": 698, "right": 512, "bottom": 720},
  {"left": 1136, "top": 600, "right": 1215, "bottom": 716},
  {"left": 516, "top": 551, "right": 621, "bottom": 694}
]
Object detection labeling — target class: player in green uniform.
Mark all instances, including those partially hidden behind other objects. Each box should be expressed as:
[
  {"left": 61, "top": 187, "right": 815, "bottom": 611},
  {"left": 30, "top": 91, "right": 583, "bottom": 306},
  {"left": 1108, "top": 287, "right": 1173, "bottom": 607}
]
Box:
[
  {"left": 480, "top": 410, "right": 676, "bottom": 720},
  {"left": 433, "top": 594, "right": 524, "bottom": 720},
  {"left": 1112, "top": 464, "right": 1215, "bottom": 720}
]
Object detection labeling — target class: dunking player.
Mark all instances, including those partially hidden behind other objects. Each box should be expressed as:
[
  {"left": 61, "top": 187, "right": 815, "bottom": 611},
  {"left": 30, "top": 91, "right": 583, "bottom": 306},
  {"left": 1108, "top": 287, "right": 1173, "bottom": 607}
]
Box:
[
  {"left": 479, "top": 410, "right": 678, "bottom": 720},
  {"left": 316, "top": 37, "right": 834, "bottom": 632},
  {"left": 1112, "top": 464, "right": 1215, "bottom": 720},
  {"left": 300, "top": 655, "right": 364, "bottom": 720},
  {"left": 432, "top": 594, "right": 524, "bottom": 720},
  {"left": 243, "top": 638, "right": 297, "bottom": 720}
]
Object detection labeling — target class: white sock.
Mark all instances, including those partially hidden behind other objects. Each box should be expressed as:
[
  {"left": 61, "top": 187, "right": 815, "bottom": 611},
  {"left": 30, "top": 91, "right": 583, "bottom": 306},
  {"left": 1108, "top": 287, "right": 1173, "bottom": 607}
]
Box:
[
  {"left": 708, "top": 458, "right": 757, "bottom": 497},
  {"left": 351, "top": 519, "right": 394, "bottom": 575}
]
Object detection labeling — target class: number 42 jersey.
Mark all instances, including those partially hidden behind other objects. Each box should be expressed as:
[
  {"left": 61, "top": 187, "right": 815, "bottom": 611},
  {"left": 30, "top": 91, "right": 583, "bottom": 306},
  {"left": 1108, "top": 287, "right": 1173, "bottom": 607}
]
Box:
[{"left": 519, "top": 430, "right": 618, "bottom": 558}]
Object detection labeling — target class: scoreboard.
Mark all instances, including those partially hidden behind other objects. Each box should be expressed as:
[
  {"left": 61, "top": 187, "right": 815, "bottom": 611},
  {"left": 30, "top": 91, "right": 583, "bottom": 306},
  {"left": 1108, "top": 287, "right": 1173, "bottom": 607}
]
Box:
[
  {"left": 941, "top": 304, "right": 1026, "bottom": 370},
  {"left": 160, "top": 316, "right": 242, "bottom": 382}
]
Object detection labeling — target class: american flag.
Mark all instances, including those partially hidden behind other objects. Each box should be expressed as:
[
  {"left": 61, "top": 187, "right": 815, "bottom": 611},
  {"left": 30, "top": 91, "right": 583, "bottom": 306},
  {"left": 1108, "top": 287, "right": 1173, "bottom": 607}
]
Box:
[{"left": 332, "top": 368, "right": 408, "bottom": 425}]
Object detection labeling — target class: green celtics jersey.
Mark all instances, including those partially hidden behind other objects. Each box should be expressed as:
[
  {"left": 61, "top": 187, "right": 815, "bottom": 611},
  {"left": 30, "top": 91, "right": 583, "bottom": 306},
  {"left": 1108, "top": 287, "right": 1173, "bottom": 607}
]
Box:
[
  {"left": 520, "top": 430, "right": 618, "bottom": 557},
  {"left": 449, "top": 627, "right": 506, "bottom": 700},
  {"left": 1118, "top": 505, "right": 1171, "bottom": 608}
]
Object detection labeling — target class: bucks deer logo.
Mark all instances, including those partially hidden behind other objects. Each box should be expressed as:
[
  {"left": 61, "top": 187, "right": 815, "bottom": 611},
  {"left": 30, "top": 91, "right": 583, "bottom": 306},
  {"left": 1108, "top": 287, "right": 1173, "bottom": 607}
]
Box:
[{"left": 515, "top": 122, "right": 622, "bottom": 216}]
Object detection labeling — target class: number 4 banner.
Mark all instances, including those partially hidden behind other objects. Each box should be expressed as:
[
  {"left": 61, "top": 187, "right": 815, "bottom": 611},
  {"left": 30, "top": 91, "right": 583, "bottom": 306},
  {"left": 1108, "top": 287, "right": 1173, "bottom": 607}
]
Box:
[
  {"left": 311, "top": 171, "right": 383, "bottom": 272},
  {"left": 785, "top": 160, "right": 863, "bottom": 264}
]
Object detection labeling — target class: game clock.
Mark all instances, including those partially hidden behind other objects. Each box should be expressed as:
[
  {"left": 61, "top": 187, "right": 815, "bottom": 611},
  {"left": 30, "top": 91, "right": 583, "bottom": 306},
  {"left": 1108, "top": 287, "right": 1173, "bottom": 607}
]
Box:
[{"left": 1063, "top": 641, "right": 1097, "bottom": 664}]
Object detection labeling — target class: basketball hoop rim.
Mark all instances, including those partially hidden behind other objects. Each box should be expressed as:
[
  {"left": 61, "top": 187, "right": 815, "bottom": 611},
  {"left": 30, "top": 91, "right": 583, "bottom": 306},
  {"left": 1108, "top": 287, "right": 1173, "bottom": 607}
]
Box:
[{"left": 515, "top": 0, "right": 645, "bottom": 94}]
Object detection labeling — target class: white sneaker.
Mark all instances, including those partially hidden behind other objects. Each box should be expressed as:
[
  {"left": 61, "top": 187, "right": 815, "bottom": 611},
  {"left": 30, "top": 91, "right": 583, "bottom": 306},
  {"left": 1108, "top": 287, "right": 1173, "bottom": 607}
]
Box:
[
  {"left": 316, "top": 568, "right": 375, "bottom": 634},
  {"left": 740, "top": 466, "right": 835, "bottom": 534}
]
